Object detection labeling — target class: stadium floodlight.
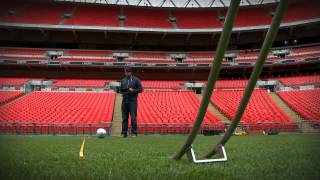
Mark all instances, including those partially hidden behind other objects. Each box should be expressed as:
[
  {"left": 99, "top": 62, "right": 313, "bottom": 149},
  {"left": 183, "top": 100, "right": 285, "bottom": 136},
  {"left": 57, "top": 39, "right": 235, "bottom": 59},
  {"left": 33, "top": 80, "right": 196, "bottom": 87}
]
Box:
[{"left": 173, "top": 0, "right": 288, "bottom": 163}]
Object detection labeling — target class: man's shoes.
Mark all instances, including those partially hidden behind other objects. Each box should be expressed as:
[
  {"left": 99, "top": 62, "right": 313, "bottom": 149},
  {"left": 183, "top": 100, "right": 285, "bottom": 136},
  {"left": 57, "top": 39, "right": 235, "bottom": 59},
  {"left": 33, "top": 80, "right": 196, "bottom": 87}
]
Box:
[
  {"left": 121, "top": 133, "right": 128, "bottom": 138},
  {"left": 131, "top": 134, "right": 138, "bottom": 138}
]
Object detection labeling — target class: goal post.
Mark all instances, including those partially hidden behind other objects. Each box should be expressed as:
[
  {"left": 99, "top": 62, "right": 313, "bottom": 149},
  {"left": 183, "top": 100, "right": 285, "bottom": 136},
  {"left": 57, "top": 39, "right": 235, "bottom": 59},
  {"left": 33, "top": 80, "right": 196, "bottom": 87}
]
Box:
[{"left": 173, "top": 0, "right": 288, "bottom": 163}]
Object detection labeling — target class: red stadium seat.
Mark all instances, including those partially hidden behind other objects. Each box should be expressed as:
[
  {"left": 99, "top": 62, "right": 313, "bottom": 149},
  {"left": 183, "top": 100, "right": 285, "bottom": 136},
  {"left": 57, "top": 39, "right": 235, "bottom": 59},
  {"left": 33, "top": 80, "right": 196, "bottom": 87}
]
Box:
[{"left": 277, "top": 89, "right": 320, "bottom": 121}]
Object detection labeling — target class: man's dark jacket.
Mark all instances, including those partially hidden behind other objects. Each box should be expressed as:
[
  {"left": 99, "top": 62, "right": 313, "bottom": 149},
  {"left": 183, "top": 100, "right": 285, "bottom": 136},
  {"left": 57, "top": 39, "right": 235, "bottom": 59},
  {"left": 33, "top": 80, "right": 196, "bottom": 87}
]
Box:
[{"left": 119, "top": 76, "right": 143, "bottom": 101}]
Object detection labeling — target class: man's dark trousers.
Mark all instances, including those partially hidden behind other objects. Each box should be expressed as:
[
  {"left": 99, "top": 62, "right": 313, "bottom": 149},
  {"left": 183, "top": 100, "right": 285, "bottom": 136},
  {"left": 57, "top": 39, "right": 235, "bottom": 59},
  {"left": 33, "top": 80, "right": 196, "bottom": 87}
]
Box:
[{"left": 121, "top": 100, "right": 138, "bottom": 135}]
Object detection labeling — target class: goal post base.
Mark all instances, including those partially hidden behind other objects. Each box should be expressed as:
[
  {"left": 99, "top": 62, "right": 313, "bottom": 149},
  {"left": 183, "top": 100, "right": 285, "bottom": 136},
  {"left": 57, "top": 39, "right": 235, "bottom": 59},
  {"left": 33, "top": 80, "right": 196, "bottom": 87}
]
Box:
[{"left": 186, "top": 144, "right": 227, "bottom": 164}]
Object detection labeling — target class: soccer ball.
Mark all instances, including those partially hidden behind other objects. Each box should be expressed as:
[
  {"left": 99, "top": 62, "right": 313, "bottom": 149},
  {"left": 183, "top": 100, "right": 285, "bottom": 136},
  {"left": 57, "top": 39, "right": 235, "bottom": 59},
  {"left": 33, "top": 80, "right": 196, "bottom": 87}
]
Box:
[{"left": 96, "top": 128, "right": 107, "bottom": 138}]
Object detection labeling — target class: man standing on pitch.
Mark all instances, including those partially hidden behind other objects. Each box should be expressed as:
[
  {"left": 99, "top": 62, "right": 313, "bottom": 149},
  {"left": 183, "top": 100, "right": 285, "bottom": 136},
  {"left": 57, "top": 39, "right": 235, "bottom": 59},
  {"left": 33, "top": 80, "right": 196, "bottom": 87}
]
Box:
[{"left": 119, "top": 66, "right": 143, "bottom": 138}]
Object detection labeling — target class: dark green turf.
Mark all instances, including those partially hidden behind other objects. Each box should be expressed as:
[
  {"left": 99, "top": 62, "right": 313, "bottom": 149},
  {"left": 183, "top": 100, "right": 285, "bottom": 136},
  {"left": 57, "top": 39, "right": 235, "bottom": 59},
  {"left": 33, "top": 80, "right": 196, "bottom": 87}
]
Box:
[{"left": 0, "top": 134, "right": 319, "bottom": 180}]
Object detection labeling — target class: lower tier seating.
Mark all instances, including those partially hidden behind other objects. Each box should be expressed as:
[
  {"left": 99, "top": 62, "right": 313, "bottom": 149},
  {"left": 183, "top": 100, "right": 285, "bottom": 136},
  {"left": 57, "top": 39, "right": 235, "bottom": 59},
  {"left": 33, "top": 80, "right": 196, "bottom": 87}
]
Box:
[
  {"left": 277, "top": 89, "right": 320, "bottom": 121},
  {"left": 134, "top": 90, "right": 224, "bottom": 133},
  {"left": 210, "top": 89, "right": 298, "bottom": 131},
  {"left": 0, "top": 91, "right": 116, "bottom": 134},
  {"left": 0, "top": 90, "right": 24, "bottom": 104}
]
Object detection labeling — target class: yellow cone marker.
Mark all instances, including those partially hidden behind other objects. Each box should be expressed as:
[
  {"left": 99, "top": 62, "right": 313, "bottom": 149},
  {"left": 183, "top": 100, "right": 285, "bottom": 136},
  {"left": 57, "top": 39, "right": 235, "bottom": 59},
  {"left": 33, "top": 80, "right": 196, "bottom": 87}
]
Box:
[{"left": 79, "top": 137, "right": 86, "bottom": 160}]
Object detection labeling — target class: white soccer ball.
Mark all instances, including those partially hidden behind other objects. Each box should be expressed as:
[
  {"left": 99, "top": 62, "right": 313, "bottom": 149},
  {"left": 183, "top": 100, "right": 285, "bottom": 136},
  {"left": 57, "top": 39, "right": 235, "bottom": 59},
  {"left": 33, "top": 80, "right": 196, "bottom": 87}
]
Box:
[{"left": 96, "top": 128, "right": 107, "bottom": 138}]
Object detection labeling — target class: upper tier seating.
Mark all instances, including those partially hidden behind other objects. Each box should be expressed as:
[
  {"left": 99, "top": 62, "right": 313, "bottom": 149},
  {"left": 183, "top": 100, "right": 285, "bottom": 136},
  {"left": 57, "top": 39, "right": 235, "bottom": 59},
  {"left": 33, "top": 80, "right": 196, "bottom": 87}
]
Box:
[
  {"left": 130, "top": 51, "right": 168, "bottom": 59},
  {"left": 292, "top": 45, "right": 320, "bottom": 53},
  {"left": 172, "top": 10, "right": 221, "bottom": 28},
  {"left": 0, "top": 1, "right": 319, "bottom": 28},
  {"left": 0, "top": 44, "right": 319, "bottom": 63},
  {"left": 198, "top": 79, "right": 248, "bottom": 89},
  {"left": 136, "top": 90, "right": 224, "bottom": 133},
  {"left": 0, "top": 91, "right": 116, "bottom": 134},
  {"left": 64, "top": 50, "right": 113, "bottom": 56},
  {"left": 234, "top": 7, "right": 272, "bottom": 27},
  {"left": 210, "top": 89, "right": 297, "bottom": 130},
  {"left": 276, "top": 75, "right": 320, "bottom": 87},
  {"left": 124, "top": 8, "right": 171, "bottom": 28},
  {"left": 3, "top": 3, "right": 72, "bottom": 24},
  {"left": 277, "top": 89, "right": 320, "bottom": 121},
  {"left": 64, "top": 5, "right": 119, "bottom": 26},
  {"left": 0, "top": 90, "right": 24, "bottom": 104},
  {"left": 53, "top": 79, "right": 108, "bottom": 88},
  {"left": 282, "top": 0, "right": 320, "bottom": 22},
  {"left": 0, "top": 77, "right": 30, "bottom": 86},
  {"left": 141, "top": 81, "right": 185, "bottom": 89}
]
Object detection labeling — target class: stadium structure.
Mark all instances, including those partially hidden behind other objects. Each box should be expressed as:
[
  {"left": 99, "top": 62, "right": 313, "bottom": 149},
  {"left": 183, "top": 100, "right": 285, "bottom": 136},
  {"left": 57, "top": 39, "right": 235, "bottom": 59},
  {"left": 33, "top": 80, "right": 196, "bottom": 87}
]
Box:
[
  {"left": 0, "top": 0, "right": 319, "bottom": 178},
  {"left": 0, "top": 0, "right": 319, "bottom": 135}
]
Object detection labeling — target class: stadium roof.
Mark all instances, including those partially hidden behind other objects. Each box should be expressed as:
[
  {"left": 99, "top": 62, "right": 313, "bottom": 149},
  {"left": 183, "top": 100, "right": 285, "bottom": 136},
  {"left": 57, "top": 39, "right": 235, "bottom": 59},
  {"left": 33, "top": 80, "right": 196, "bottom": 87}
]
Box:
[{"left": 54, "top": 0, "right": 281, "bottom": 8}]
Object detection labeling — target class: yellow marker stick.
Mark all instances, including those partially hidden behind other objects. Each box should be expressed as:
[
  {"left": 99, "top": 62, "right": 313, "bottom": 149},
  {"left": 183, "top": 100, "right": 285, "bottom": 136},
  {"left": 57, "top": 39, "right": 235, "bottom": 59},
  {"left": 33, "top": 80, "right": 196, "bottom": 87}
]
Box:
[{"left": 79, "top": 137, "right": 86, "bottom": 160}]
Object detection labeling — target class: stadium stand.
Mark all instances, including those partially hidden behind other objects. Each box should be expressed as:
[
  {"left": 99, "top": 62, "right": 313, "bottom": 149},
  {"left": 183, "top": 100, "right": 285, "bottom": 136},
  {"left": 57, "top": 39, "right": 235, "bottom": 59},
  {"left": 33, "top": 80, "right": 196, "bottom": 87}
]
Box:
[
  {"left": 0, "top": 77, "right": 30, "bottom": 86},
  {"left": 210, "top": 89, "right": 298, "bottom": 130},
  {"left": 3, "top": 3, "right": 72, "bottom": 24},
  {"left": 234, "top": 7, "right": 272, "bottom": 27},
  {"left": 136, "top": 90, "right": 224, "bottom": 133},
  {"left": 0, "top": 90, "right": 24, "bottom": 104},
  {"left": 141, "top": 80, "right": 185, "bottom": 89},
  {"left": 131, "top": 51, "right": 168, "bottom": 59},
  {"left": 172, "top": 10, "right": 221, "bottom": 29},
  {"left": 197, "top": 79, "right": 248, "bottom": 89},
  {"left": 276, "top": 75, "right": 320, "bottom": 87},
  {"left": 0, "top": 91, "right": 116, "bottom": 134},
  {"left": 124, "top": 59, "right": 176, "bottom": 63},
  {"left": 0, "top": 1, "right": 319, "bottom": 28},
  {"left": 63, "top": 5, "right": 119, "bottom": 26},
  {"left": 65, "top": 49, "right": 113, "bottom": 56},
  {"left": 277, "top": 89, "right": 320, "bottom": 121},
  {"left": 1, "top": 44, "right": 319, "bottom": 63},
  {"left": 282, "top": 0, "right": 320, "bottom": 22},
  {"left": 53, "top": 79, "right": 108, "bottom": 88},
  {"left": 124, "top": 8, "right": 171, "bottom": 28},
  {"left": 214, "top": 79, "right": 248, "bottom": 89},
  {"left": 291, "top": 45, "right": 320, "bottom": 53}
]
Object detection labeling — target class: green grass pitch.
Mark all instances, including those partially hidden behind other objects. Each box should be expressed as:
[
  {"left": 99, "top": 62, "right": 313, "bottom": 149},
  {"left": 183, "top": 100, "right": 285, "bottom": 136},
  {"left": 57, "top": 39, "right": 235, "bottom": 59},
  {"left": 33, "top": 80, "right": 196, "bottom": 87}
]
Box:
[{"left": 0, "top": 134, "right": 319, "bottom": 180}]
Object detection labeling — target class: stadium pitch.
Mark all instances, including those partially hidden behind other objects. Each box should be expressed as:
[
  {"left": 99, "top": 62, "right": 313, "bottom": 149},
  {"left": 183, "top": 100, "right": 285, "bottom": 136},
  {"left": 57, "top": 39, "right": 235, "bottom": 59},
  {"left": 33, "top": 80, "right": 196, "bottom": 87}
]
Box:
[{"left": 0, "top": 134, "right": 319, "bottom": 180}]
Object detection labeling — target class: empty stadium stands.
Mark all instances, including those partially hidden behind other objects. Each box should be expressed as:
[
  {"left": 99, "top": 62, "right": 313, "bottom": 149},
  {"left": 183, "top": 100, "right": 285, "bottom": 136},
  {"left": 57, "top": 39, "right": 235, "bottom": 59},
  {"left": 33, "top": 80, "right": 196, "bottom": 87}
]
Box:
[
  {"left": 0, "top": 90, "right": 24, "bottom": 104},
  {"left": 53, "top": 79, "right": 108, "bottom": 88},
  {"left": 210, "top": 89, "right": 298, "bottom": 130},
  {"left": 234, "top": 7, "right": 272, "bottom": 27},
  {"left": 172, "top": 10, "right": 221, "bottom": 29},
  {"left": 3, "top": 3, "right": 72, "bottom": 24},
  {"left": 124, "top": 8, "right": 171, "bottom": 28},
  {"left": 0, "top": 77, "right": 30, "bottom": 86},
  {"left": 64, "top": 5, "right": 119, "bottom": 26},
  {"left": 0, "top": 1, "right": 319, "bottom": 28},
  {"left": 277, "top": 89, "right": 320, "bottom": 121},
  {"left": 0, "top": 91, "right": 116, "bottom": 134},
  {"left": 276, "top": 75, "right": 320, "bottom": 87},
  {"left": 1, "top": 44, "right": 319, "bottom": 64},
  {"left": 136, "top": 90, "right": 224, "bottom": 133},
  {"left": 141, "top": 80, "right": 185, "bottom": 89},
  {"left": 282, "top": 0, "right": 320, "bottom": 22},
  {"left": 197, "top": 79, "right": 248, "bottom": 89}
]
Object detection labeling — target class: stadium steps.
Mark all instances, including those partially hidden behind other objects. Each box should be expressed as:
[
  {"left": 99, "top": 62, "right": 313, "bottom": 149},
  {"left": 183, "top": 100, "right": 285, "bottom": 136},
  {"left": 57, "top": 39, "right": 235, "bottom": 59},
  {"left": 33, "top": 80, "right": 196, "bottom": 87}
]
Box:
[
  {"left": 110, "top": 94, "right": 123, "bottom": 136},
  {"left": 196, "top": 94, "right": 231, "bottom": 124},
  {"left": 0, "top": 92, "right": 26, "bottom": 106},
  {"left": 269, "top": 92, "right": 318, "bottom": 133}
]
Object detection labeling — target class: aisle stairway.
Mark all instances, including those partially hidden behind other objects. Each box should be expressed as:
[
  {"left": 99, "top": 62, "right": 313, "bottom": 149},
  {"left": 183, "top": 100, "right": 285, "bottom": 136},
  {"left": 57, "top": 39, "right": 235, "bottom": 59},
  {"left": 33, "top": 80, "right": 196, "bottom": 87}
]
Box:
[
  {"left": 269, "top": 92, "right": 319, "bottom": 133},
  {"left": 197, "top": 94, "right": 231, "bottom": 124},
  {"left": 110, "top": 94, "right": 123, "bottom": 136}
]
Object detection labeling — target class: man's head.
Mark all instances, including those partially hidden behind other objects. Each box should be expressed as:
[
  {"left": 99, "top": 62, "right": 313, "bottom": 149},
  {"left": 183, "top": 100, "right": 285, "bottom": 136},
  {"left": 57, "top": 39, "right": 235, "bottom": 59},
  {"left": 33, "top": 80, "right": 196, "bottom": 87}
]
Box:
[{"left": 124, "top": 66, "right": 132, "bottom": 78}]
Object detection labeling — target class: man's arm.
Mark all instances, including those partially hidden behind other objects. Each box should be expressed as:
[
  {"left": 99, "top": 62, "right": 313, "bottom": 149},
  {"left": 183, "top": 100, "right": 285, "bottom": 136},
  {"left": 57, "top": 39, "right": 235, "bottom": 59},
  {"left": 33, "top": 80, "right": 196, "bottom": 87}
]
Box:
[
  {"left": 130, "top": 78, "right": 143, "bottom": 94},
  {"left": 119, "top": 79, "right": 129, "bottom": 94}
]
